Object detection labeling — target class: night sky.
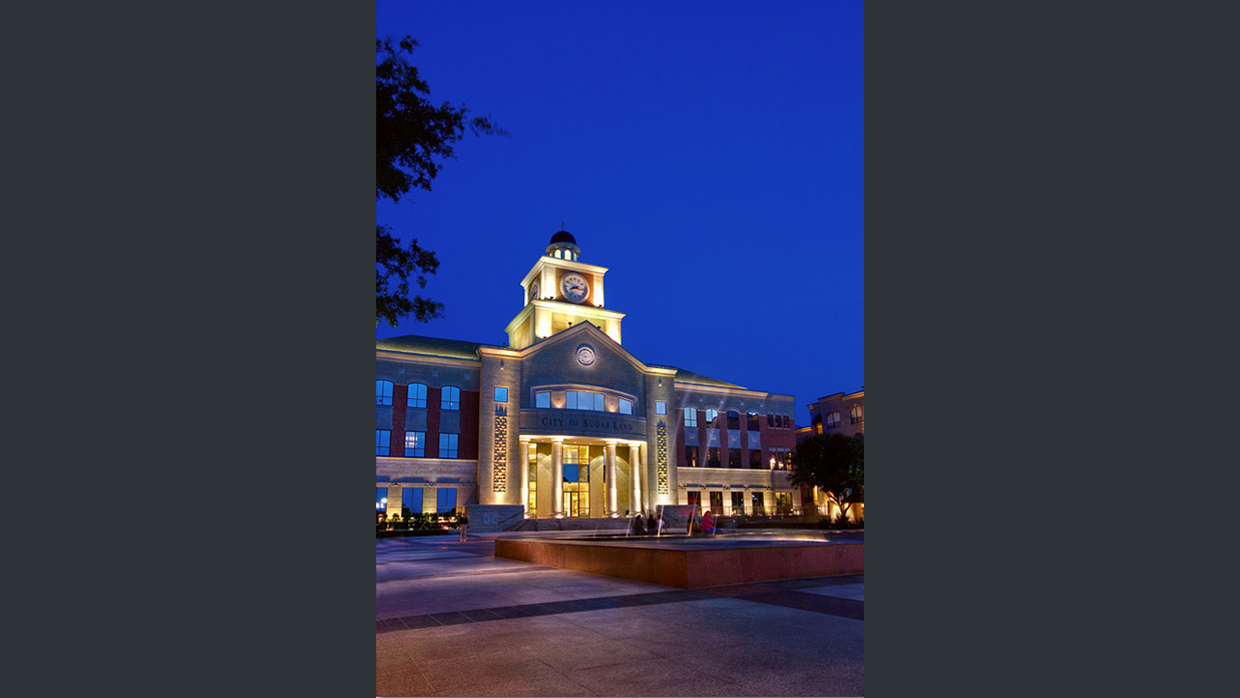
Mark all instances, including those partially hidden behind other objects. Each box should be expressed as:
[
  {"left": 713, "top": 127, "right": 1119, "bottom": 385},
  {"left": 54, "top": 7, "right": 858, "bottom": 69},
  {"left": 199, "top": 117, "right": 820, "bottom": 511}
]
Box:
[{"left": 376, "top": 0, "right": 863, "bottom": 427}]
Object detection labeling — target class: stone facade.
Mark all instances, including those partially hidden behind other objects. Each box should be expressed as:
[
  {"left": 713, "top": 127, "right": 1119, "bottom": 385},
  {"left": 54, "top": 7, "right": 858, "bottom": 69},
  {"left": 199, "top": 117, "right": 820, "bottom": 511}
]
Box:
[{"left": 376, "top": 230, "right": 802, "bottom": 524}]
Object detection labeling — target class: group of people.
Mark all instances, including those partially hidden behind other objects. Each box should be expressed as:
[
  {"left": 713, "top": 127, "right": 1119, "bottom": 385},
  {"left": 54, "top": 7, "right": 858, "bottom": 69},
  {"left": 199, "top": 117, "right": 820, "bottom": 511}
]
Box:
[
  {"left": 630, "top": 508, "right": 723, "bottom": 535},
  {"left": 630, "top": 511, "right": 665, "bottom": 535}
]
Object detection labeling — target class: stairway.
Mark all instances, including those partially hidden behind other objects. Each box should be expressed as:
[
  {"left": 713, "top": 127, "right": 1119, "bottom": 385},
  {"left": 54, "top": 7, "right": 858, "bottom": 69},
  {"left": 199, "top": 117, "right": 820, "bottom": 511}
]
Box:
[{"left": 506, "top": 517, "right": 631, "bottom": 532}]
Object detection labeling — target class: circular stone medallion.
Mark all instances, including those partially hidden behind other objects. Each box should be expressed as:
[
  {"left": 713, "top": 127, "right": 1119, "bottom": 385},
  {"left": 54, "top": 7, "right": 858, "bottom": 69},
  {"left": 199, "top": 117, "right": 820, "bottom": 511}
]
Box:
[{"left": 576, "top": 345, "right": 596, "bottom": 366}]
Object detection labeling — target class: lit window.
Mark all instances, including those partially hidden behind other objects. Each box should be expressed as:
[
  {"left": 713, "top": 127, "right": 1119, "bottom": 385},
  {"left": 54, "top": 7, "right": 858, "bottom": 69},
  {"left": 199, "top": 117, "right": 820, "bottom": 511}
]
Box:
[
  {"left": 705, "top": 409, "right": 719, "bottom": 427},
  {"left": 495, "top": 387, "right": 508, "bottom": 403},
  {"left": 619, "top": 398, "right": 633, "bottom": 415},
  {"left": 407, "top": 383, "right": 427, "bottom": 408},
  {"left": 376, "top": 381, "right": 393, "bottom": 406},
  {"left": 441, "top": 386, "right": 460, "bottom": 411},
  {"left": 656, "top": 401, "right": 667, "bottom": 415},
  {"left": 404, "top": 431, "right": 425, "bottom": 458},
  {"left": 684, "top": 409, "right": 698, "bottom": 428},
  {"left": 535, "top": 391, "right": 550, "bottom": 408},
  {"left": 439, "top": 433, "right": 459, "bottom": 459},
  {"left": 567, "top": 390, "right": 605, "bottom": 411},
  {"left": 376, "top": 430, "right": 390, "bottom": 456}
]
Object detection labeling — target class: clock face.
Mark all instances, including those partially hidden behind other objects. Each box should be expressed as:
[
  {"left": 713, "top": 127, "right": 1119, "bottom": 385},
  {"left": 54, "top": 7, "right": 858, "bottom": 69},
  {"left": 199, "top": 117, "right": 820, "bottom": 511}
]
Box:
[
  {"left": 560, "top": 273, "right": 590, "bottom": 304},
  {"left": 529, "top": 281, "right": 540, "bottom": 303}
]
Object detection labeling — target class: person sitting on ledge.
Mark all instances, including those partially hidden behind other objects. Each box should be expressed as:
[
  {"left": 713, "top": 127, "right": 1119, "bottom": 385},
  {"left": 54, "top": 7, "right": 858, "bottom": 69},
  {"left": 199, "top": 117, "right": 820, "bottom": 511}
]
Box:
[
  {"left": 631, "top": 512, "right": 646, "bottom": 535},
  {"left": 701, "top": 509, "right": 715, "bottom": 535}
]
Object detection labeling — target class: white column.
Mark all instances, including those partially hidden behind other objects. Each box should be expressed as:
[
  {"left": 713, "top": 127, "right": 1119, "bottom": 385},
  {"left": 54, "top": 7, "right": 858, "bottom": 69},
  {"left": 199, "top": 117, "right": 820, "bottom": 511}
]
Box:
[
  {"left": 630, "top": 443, "right": 642, "bottom": 515},
  {"left": 519, "top": 439, "right": 531, "bottom": 516},
  {"left": 552, "top": 439, "right": 564, "bottom": 518},
  {"left": 606, "top": 441, "right": 618, "bottom": 517}
]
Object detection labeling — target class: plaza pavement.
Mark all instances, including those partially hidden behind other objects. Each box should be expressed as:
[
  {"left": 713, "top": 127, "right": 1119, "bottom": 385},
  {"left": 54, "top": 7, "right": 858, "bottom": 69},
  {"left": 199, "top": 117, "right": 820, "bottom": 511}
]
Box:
[{"left": 377, "top": 532, "right": 864, "bottom": 697}]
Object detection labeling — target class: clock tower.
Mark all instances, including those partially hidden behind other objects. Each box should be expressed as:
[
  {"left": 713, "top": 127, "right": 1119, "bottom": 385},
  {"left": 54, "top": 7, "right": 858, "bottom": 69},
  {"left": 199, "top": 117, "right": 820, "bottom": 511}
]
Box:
[{"left": 505, "top": 227, "right": 626, "bottom": 350}]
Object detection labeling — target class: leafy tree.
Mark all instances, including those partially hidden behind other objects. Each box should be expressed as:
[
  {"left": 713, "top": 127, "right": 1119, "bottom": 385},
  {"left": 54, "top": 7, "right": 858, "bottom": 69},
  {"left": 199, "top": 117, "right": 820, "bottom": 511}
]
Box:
[
  {"left": 789, "top": 433, "right": 864, "bottom": 521},
  {"left": 376, "top": 36, "right": 508, "bottom": 327}
]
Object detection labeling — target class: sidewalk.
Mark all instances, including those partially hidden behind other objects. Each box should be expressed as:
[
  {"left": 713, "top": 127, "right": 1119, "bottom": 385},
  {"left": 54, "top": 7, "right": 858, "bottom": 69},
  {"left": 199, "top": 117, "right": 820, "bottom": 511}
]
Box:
[{"left": 377, "top": 533, "right": 864, "bottom": 696}]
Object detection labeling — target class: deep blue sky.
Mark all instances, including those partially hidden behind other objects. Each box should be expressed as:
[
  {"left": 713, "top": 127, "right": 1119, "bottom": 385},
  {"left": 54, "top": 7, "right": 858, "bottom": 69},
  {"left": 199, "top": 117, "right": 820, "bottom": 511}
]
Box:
[{"left": 376, "top": 0, "right": 863, "bottom": 427}]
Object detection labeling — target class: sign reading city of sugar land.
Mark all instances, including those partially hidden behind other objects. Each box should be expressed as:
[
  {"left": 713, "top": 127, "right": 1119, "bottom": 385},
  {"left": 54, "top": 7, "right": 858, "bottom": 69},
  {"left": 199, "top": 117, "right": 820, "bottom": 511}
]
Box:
[{"left": 520, "top": 410, "right": 647, "bottom": 438}]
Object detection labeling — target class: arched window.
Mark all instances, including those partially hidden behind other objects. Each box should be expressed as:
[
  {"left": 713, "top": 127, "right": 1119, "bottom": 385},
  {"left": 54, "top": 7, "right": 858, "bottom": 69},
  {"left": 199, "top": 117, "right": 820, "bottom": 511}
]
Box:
[
  {"left": 441, "top": 386, "right": 461, "bottom": 411},
  {"left": 704, "top": 409, "right": 719, "bottom": 428},
  {"left": 407, "top": 383, "right": 428, "bottom": 409},
  {"left": 726, "top": 411, "right": 740, "bottom": 429},
  {"left": 376, "top": 380, "right": 393, "bottom": 406},
  {"left": 850, "top": 405, "right": 863, "bottom": 425},
  {"left": 826, "top": 412, "right": 840, "bottom": 428}
]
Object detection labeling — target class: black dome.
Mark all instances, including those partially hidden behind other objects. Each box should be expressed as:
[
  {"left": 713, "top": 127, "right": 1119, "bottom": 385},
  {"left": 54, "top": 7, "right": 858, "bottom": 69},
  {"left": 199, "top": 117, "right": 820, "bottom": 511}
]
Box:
[{"left": 549, "top": 229, "right": 577, "bottom": 246}]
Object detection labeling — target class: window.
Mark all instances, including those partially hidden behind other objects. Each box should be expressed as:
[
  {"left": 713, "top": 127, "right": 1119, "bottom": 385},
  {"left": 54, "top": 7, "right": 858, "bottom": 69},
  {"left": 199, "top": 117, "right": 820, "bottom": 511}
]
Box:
[
  {"left": 402, "top": 487, "right": 421, "bottom": 514},
  {"left": 439, "top": 433, "right": 458, "bottom": 459},
  {"left": 619, "top": 398, "right": 633, "bottom": 415},
  {"left": 441, "top": 386, "right": 460, "bottom": 410},
  {"left": 407, "top": 383, "right": 427, "bottom": 408},
  {"left": 684, "top": 446, "right": 698, "bottom": 467},
  {"left": 750, "top": 449, "right": 762, "bottom": 469},
  {"left": 767, "top": 414, "right": 774, "bottom": 427},
  {"left": 404, "top": 431, "right": 425, "bottom": 458},
  {"left": 376, "top": 487, "right": 387, "bottom": 512},
  {"left": 437, "top": 488, "right": 457, "bottom": 514},
  {"left": 731, "top": 492, "right": 745, "bottom": 514},
  {"left": 850, "top": 406, "right": 863, "bottom": 425},
  {"left": 376, "top": 380, "right": 393, "bottom": 406},
  {"left": 751, "top": 491, "right": 765, "bottom": 516},
  {"left": 376, "top": 430, "right": 390, "bottom": 456},
  {"left": 684, "top": 409, "right": 698, "bottom": 428},
  {"left": 656, "top": 401, "right": 666, "bottom": 415},
  {"left": 705, "top": 409, "right": 719, "bottom": 428},
  {"left": 727, "top": 448, "right": 741, "bottom": 468},
  {"left": 566, "top": 390, "right": 605, "bottom": 411},
  {"left": 494, "top": 387, "right": 508, "bottom": 403},
  {"left": 707, "top": 447, "right": 720, "bottom": 468},
  {"left": 727, "top": 410, "right": 740, "bottom": 430},
  {"left": 747, "top": 412, "right": 760, "bottom": 430},
  {"left": 827, "top": 412, "right": 840, "bottom": 428},
  {"left": 535, "top": 391, "right": 550, "bottom": 408}
]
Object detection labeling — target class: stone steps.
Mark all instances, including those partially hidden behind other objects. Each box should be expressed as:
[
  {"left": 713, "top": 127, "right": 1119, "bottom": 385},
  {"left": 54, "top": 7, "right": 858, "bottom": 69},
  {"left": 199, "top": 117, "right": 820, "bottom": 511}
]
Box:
[{"left": 507, "top": 517, "right": 631, "bottom": 532}]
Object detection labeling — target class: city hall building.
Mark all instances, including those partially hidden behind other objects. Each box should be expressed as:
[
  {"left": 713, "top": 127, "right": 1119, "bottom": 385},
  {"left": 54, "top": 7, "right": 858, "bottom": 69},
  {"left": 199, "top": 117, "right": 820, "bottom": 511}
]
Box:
[{"left": 377, "top": 230, "right": 799, "bottom": 528}]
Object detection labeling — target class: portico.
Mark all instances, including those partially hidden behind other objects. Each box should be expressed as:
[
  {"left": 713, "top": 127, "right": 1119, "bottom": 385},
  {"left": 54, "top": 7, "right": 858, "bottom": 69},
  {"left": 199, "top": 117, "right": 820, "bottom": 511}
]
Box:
[{"left": 519, "top": 435, "right": 648, "bottom": 518}]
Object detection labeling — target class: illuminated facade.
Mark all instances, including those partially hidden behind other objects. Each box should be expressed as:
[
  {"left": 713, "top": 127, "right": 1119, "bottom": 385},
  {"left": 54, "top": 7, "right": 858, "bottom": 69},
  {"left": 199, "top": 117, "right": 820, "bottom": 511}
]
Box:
[{"left": 377, "top": 230, "right": 799, "bottom": 527}]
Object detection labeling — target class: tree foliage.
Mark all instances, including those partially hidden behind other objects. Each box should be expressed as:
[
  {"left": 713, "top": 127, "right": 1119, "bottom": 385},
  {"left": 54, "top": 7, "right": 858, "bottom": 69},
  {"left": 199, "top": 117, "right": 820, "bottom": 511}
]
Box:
[
  {"left": 376, "top": 36, "right": 508, "bottom": 327},
  {"left": 789, "top": 434, "right": 864, "bottom": 520}
]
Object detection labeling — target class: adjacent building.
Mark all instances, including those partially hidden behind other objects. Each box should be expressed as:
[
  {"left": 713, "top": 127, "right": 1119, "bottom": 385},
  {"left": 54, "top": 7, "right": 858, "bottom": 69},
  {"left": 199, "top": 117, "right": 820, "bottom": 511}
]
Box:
[
  {"left": 377, "top": 229, "right": 800, "bottom": 526},
  {"left": 808, "top": 388, "right": 864, "bottom": 438}
]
